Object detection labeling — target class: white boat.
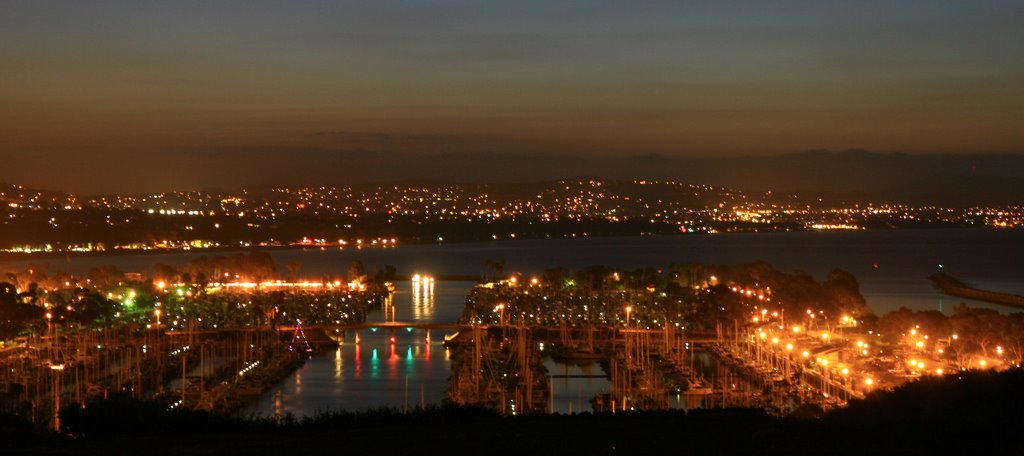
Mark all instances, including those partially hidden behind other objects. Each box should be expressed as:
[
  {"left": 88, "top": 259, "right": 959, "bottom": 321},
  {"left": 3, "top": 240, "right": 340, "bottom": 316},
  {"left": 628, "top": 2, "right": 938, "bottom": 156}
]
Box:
[{"left": 685, "top": 378, "right": 714, "bottom": 395}]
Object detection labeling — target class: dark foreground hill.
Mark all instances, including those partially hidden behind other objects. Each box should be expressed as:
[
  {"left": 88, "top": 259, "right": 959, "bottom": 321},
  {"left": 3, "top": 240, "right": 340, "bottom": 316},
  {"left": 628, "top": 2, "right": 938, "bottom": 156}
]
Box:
[{"left": 4, "top": 369, "right": 1024, "bottom": 455}]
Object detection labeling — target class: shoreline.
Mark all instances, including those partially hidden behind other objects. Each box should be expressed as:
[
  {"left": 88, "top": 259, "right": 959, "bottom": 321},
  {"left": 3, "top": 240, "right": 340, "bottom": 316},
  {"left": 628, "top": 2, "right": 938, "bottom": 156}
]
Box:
[{"left": 2, "top": 226, "right": 1018, "bottom": 264}]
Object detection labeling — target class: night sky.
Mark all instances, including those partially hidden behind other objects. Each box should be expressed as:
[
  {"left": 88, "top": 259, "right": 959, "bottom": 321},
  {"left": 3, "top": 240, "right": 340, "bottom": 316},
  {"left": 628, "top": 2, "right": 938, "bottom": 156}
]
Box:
[{"left": 2, "top": 1, "right": 1022, "bottom": 193}]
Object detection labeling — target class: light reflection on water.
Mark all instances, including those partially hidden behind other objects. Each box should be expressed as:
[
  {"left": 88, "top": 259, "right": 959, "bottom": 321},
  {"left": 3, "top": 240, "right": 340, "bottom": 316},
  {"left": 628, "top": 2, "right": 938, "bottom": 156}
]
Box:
[
  {"left": 251, "top": 279, "right": 614, "bottom": 416},
  {"left": 545, "top": 359, "right": 610, "bottom": 414},
  {"left": 249, "top": 331, "right": 455, "bottom": 417},
  {"left": 247, "top": 280, "right": 463, "bottom": 417},
  {"left": 410, "top": 278, "right": 435, "bottom": 320}
]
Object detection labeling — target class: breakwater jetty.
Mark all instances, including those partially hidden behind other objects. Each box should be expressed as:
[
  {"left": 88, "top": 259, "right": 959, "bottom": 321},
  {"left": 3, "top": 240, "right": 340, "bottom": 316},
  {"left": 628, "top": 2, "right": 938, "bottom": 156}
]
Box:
[{"left": 930, "top": 273, "right": 1024, "bottom": 310}]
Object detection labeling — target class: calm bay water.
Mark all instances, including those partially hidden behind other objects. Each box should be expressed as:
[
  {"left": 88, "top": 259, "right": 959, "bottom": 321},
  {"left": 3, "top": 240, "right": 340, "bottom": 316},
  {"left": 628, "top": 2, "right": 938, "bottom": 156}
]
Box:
[
  {"left": 9, "top": 229, "right": 1024, "bottom": 415},
  {"left": 244, "top": 279, "right": 469, "bottom": 416},
  {"left": 18, "top": 228, "right": 1024, "bottom": 314}
]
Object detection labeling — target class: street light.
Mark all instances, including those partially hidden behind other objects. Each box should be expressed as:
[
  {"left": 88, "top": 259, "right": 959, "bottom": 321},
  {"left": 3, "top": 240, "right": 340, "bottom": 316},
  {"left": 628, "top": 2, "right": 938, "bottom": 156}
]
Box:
[{"left": 625, "top": 306, "right": 633, "bottom": 327}]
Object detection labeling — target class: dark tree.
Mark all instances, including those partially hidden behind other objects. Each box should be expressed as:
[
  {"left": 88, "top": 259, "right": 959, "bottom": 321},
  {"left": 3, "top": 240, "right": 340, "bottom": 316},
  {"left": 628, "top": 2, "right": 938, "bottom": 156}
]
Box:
[
  {"left": 152, "top": 263, "right": 177, "bottom": 284},
  {"left": 0, "top": 282, "right": 43, "bottom": 339},
  {"left": 287, "top": 262, "right": 301, "bottom": 281},
  {"left": 347, "top": 261, "right": 366, "bottom": 283},
  {"left": 485, "top": 259, "right": 506, "bottom": 280}
]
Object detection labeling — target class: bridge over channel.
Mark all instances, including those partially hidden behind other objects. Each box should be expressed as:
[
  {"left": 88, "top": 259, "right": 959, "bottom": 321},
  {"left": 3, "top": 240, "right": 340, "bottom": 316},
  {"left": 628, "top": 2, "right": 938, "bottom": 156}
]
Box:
[
  {"left": 284, "top": 321, "right": 482, "bottom": 332},
  {"left": 284, "top": 322, "right": 721, "bottom": 343},
  {"left": 170, "top": 323, "right": 722, "bottom": 344}
]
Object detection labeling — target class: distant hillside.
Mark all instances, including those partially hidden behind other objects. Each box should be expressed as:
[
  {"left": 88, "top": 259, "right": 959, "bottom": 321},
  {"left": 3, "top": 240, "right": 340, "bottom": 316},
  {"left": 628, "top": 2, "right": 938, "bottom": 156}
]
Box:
[
  {"left": 4, "top": 150, "right": 1024, "bottom": 207},
  {"left": 673, "top": 151, "right": 1024, "bottom": 205},
  {"left": 0, "top": 182, "right": 75, "bottom": 208}
]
